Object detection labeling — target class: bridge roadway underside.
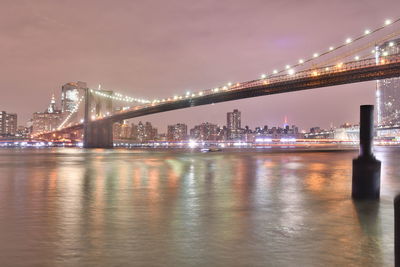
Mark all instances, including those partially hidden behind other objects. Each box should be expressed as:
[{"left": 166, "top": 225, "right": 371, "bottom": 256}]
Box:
[{"left": 46, "top": 61, "right": 400, "bottom": 148}]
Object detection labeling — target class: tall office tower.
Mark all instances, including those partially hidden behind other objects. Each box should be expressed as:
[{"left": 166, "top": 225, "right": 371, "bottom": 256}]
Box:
[
  {"left": 61, "top": 81, "right": 87, "bottom": 113},
  {"left": 227, "top": 109, "right": 241, "bottom": 139},
  {"left": 167, "top": 123, "right": 188, "bottom": 141},
  {"left": 376, "top": 38, "right": 400, "bottom": 126},
  {"left": 0, "top": 111, "right": 17, "bottom": 136}
]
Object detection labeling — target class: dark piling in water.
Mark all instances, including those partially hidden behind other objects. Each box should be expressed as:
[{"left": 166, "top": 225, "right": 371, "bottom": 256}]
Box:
[{"left": 352, "top": 105, "right": 381, "bottom": 200}]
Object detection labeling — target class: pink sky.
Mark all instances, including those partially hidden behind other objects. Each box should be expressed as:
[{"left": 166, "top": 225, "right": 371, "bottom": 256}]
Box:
[{"left": 1, "top": 0, "right": 399, "bottom": 131}]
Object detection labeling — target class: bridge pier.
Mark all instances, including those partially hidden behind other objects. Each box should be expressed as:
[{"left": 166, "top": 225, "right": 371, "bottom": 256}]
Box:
[
  {"left": 83, "top": 120, "right": 114, "bottom": 148},
  {"left": 352, "top": 105, "right": 381, "bottom": 199},
  {"left": 82, "top": 88, "right": 114, "bottom": 148}
]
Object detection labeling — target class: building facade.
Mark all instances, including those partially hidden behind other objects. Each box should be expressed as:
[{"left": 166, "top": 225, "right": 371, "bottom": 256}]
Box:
[
  {"left": 190, "top": 122, "right": 219, "bottom": 141},
  {"left": 376, "top": 38, "right": 400, "bottom": 126},
  {"left": 60, "top": 81, "right": 87, "bottom": 126},
  {"left": 130, "top": 121, "right": 158, "bottom": 142},
  {"left": 32, "top": 96, "right": 63, "bottom": 134},
  {"left": 227, "top": 109, "right": 241, "bottom": 140},
  {"left": 167, "top": 123, "right": 188, "bottom": 141},
  {"left": 0, "top": 111, "right": 17, "bottom": 136}
]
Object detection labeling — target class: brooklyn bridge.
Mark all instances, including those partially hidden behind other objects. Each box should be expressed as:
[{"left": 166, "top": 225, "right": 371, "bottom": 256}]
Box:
[{"left": 34, "top": 18, "right": 400, "bottom": 148}]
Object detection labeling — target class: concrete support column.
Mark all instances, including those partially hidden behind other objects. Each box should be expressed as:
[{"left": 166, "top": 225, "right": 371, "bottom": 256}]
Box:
[
  {"left": 352, "top": 105, "right": 381, "bottom": 200},
  {"left": 395, "top": 194, "right": 400, "bottom": 266},
  {"left": 84, "top": 120, "right": 114, "bottom": 148}
]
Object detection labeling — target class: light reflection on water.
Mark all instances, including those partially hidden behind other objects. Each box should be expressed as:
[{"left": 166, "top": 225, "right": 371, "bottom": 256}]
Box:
[{"left": 0, "top": 147, "right": 399, "bottom": 266}]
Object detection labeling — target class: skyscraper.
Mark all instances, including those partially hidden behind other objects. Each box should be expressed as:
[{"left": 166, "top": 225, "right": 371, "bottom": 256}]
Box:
[
  {"left": 61, "top": 81, "right": 87, "bottom": 113},
  {"left": 227, "top": 109, "right": 241, "bottom": 139},
  {"left": 376, "top": 38, "right": 400, "bottom": 126}
]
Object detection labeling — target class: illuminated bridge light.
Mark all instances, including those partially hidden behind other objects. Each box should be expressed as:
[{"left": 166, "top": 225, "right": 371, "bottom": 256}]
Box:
[
  {"left": 285, "top": 65, "right": 290, "bottom": 69},
  {"left": 385, "top": 19, "right": 392, "bottom": 25},
  {"left": 260, "top": 74, "right": 267, "bottom": 79},
  {"left": 227, "top": 82, "right": 232, "bottom": 86},
  {"left": 313, "top": 53, "right": 319, "bottom": 58},
  {"left": 298, "top": 59, "right": 304, "bottom": 64},
  {"left": 288, "top": 69, "right": 295, "bottom": 75},
  {"left": 329, "top": 46, "right": 334, "bottom": 51},
  {"left": 312, "top": 71, "right": 318, "bottom": 76},
  {"left": 346, "top": 38, "right": 352, "bottom": 44},
  {"left": 364, "top": 29, "right": 371, "bottom": 35},
  {"left": 273, "top": 70, "right": 278, "bottom": 74}
]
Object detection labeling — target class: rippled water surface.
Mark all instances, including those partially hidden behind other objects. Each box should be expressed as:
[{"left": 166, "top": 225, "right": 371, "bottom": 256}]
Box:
[{"left": 0, "top": 147, "right": 399, "bottom": 266}]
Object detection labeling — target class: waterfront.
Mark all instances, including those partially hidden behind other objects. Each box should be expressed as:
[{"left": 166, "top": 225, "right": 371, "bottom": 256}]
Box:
[{"left": 0, "top": 147, "right": 399, "bottom": 266}]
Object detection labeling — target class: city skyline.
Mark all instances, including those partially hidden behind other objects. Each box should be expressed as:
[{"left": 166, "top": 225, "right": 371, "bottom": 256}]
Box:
[
  {"left": 5, "top": 85, "right": 356, "bottom": 133},
  {"left": 2, "top": 1, "right": 399, "bottom": 129}
]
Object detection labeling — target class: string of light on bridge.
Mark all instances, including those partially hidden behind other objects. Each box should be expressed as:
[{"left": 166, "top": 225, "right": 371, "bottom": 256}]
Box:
[
  {"left": 261, "top": 17, "right": 400, "bottom": 78},
  {"left": 91, "top": 89, "right": 151, "bottom": 104},
  {"left": 145, "top": 17, "right": 400, "bottom": 105},
  {"left": 58, "top": 96, "right": 85, "bottom": 130}
]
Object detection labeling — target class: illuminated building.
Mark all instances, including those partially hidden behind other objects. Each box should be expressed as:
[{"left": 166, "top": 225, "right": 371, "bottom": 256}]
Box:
[
  {"left": 32, "top": 95, "right": 63, "bottom": 134},
  {"left": 0, "top": 111, "right": 17, "bottom": 136},
  {"left": 167, "top": 123, "right": 188, "bottom": 141},
  {"left": 227, "top": 109, "right": 241, "bottom": 140},
  {"left": 113, "top": 121, "right": 132, "bottom": 139},
  {"left": 130, "top": 121, "right": 157, "bottom": 141},
  {"left": 61, "top": 81, "right": 87, "bottom": 113},
  {"left": 190, "top": 122, "right": 219, "bottom": 141},
  {"left": 376, "top": 38, "right": 400, "bottom": 126}
]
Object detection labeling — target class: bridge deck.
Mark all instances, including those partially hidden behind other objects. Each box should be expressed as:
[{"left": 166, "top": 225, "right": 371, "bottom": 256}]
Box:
[{"left": 41, "top": 55, "right": 400, "bottom": 136}]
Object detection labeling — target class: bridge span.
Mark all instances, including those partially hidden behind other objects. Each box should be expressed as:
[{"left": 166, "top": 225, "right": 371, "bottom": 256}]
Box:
[{"left": 37, "top": 54, "right": 400, "bottom": 148}]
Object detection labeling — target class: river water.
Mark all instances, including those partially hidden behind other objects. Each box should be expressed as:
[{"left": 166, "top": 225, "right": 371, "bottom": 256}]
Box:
[{"left": 0, "top": 147, "right": 399, "bottom": 266}]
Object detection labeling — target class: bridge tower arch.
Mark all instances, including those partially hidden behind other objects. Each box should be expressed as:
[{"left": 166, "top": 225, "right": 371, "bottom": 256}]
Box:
[{"left": 83, "top": 88, "right": 114, "bottom": 148}]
